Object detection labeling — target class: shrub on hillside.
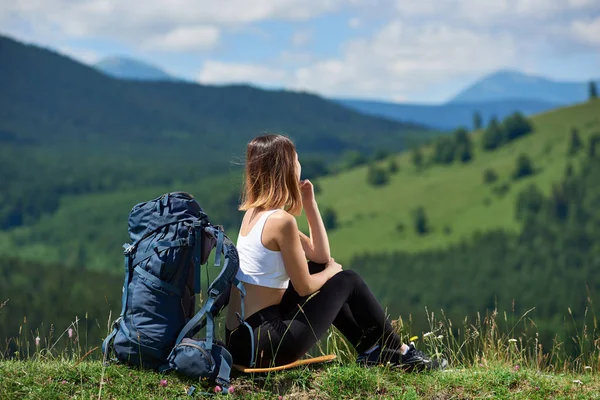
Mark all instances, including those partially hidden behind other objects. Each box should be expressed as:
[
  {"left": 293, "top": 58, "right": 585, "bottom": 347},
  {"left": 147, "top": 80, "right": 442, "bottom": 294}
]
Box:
[
  {"left": 565, "top": 163, "right": 574, "bottom": 178},
  {"left": 457, "top": 143, "right": 473, "bottom": 163},
  {"left": 411, "top": 147, "right": 424, "bottom": 170},
  {"left": 396, "top": 222, "right": 405, "bottom": 233},
  {"left": 300, "top": 156, "right": 329, "bottom": 179},
  {"left": 493, "top": 182, "right": 511, "bottom": 197},
  {"left": 373, "top": 149, "right": 389, "bottom": 161},
  {"left": 322, "top": 208, "right": 338, "bottom": 230},
  {"left": 388, "top": 159, "right": 399, "bottom": 173},
  {"left": 483, "top": 168, "right": 498, "bottom": 184},
  {"left": 432, "top": 136, "right": 456, "bottom": 164},
  {"left": 367, "top": 164, "right": 389, "bottom": 186},
  {"left": 513, "top": 154, "right": 535, "bottom": 179},
  {"left": 515, "top": 184, "right": 544, "bottom": 221},
  {"left": 343, "top": 150, "right": 368, "bottom": 169},
  {"left": 313, "top": 182, "right": 322, "bottom": 194}
]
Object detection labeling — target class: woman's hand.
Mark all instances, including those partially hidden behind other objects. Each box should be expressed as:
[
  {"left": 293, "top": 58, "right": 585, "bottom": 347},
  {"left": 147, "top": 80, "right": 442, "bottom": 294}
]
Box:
[
  {"left": 325, "top": 258, "right": 343, "bottom": 277},
  {"left": 300, "top": 179, "right": 316, "bottom": 206}
]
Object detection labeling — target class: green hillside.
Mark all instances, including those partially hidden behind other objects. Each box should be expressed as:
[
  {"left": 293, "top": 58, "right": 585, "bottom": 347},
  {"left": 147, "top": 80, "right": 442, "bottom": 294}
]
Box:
[
  {"left": 0, "top": 101, "right": 597, "bottom": 271},
  {"left": 0, "top": 34, "right": 433, "bottom": 232},
  {"left": 303, "top": 100, "right": 600, "bottom": 262}
]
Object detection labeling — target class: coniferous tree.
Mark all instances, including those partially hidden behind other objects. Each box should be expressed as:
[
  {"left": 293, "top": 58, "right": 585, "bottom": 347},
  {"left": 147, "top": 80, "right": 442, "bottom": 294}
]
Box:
[
  {"left": 590, "top": 81, "right": 598, "bottom": 100},
  {"left": 568, "top": 128, "right": 583, "bottom": 156},
  {"left": 454, "top": 127, "right": 473, "bottom": 163},
  {"left": 589, "top": 134, "right": 600, "bottom": 158},
  {"left": 502, "top": 112, "right": 533, "bottom": 142},
  {"left": 412, "top": 147, "right": 424, "bottom": 169},
  {"left": 482, "top": 117, "right": 504, "bottom": 151},
  {"left": 412, "top": 206, "right": 430, "bottom": 235},
  {"left": 473, "top": 112, "right": 483, "bottom": 130}
]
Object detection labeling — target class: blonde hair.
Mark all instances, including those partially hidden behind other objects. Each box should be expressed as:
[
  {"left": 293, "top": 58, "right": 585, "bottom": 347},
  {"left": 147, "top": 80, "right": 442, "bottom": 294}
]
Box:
[{"left": 239, "top": 134, "right": 302, "bottom": 216}]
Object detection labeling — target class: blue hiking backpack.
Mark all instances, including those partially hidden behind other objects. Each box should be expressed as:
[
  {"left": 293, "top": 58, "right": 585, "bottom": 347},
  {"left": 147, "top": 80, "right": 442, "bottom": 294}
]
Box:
[{"left": 101, "top": 192, "right": 248, "bottom": 393}]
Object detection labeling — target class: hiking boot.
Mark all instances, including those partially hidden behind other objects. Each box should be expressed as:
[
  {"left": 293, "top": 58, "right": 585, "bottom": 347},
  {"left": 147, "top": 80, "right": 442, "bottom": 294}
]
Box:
[
  {"left": 401, "top": 342, "right": 448, "bottom": 372},
  {"left": 356, "top": 344, "right": 384, "bottom": 367},
  {"left": 357, "top": 343, "right": 448, "bottom": 372}
]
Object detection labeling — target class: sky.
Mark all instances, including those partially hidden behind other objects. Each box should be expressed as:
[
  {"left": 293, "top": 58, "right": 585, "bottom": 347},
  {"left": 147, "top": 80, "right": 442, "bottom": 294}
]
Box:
[{"left": 1, "top": 0, "right": 599, "bottom": 103}]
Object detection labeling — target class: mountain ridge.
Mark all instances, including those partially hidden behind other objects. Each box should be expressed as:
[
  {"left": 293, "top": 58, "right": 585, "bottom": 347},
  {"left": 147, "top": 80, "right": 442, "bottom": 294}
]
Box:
[
  {"left": 450, "top": 69, "right": 600, "bottom": 104},
  {"left": 95, "top": 56, "right": 178, "bottom": 81}
]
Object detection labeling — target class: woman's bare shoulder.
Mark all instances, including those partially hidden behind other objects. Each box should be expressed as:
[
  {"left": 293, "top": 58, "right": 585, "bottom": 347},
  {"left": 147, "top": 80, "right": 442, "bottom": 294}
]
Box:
[{"left": 267, "top": 210, "right": 297, "bottom": 232}]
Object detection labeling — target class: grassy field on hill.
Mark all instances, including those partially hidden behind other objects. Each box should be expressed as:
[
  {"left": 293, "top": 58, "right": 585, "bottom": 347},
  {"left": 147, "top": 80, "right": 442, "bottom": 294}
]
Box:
[
  {"left": 2, "top": 304, "right": 599, "bottom": 399},
  {"left": 301, "top": 100, "right": 600, "bottom": 262},
  {"left": 3, "top": 360, "right": 599, "bottom": 399}
]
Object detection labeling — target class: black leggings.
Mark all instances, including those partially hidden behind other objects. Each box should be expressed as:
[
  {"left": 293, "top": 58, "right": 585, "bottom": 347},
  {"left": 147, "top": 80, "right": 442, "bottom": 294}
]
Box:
[{"left": 225, "top": 262, "right": 402, "bottom": 367}]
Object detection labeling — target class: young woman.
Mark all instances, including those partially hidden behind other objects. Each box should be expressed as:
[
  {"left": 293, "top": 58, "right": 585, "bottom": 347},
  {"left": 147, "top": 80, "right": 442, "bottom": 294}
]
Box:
[{"left": 225, "top": 134, "right": 446, "bottom": 371}]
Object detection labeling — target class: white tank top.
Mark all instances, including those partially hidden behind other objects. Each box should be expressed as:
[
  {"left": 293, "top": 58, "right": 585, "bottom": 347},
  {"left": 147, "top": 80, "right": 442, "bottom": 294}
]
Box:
[{"left": 235, "top": 209, "right": 290, "bottom": 289}]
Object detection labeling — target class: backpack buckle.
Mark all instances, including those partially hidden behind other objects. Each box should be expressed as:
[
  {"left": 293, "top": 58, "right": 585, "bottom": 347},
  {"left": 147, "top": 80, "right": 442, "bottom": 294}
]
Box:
[{"left": 123, "top": 244, "right": 135, "bottom": 255}]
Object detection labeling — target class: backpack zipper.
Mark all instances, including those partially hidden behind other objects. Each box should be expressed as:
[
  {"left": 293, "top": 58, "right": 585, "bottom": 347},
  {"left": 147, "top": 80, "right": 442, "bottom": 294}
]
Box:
[{"left": 177, "top": 342, "right": 213, "bottom": 368}]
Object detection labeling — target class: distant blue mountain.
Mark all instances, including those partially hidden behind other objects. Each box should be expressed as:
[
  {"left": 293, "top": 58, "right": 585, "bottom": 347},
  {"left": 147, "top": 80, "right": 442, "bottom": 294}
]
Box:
[
  {"left": 94, "top": 57, "right": 177, "bottom": 81},
  {"left": 334, "top": 98, "right": 559, "bottom": 131},
  {"left": 450, "top": 70, "right": 600, "bottom": 104},
  {"left": 92, "top": 58, "right": 596, "bottom": 131}
]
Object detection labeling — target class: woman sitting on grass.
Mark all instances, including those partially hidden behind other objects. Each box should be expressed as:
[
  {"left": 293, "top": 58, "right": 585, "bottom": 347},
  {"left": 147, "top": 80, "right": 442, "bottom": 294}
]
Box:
[{"left": 225, "top": 134, "right": 447, "bottom": 371}]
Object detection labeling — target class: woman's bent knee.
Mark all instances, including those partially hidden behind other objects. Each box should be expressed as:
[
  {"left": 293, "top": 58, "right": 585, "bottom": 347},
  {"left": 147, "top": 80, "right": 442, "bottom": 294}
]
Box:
[{"left": 333, "top": 269, "right": 364, "bottom": 286}]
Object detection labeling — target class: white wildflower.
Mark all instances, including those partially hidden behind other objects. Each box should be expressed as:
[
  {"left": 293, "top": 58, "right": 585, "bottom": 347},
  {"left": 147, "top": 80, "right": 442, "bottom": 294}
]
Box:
[
  {"left": 508, "top": 339, "right": 517, "bottom": 343},
  {"left": 423, "top": 332, "right": 434, "bottom": 338}
]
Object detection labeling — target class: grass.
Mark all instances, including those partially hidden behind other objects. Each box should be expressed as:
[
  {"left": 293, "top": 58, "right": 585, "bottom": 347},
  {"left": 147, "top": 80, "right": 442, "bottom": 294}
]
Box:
[
  {"left": 2, "top": 303, "right": 600, "bottom": 399},
  {"left": 2, "top": 359, "right": 599, "bottom": 399}
]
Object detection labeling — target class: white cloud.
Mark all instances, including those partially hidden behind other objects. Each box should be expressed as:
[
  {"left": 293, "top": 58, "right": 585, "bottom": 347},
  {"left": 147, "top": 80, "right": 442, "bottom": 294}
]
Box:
[
  {"left": 0, "top": 0, "right": 348, "bottom": 51},
  {"left": 394, "top": 0, "right": 599, "bottom": 22},
  {"left": 289, "top": 21, "right": 520, "bottom": 100},
  {"left": 292, "top": 29, "right": 312, "bottom": 47},
  {"left": 572, "top": 17, "right": 600, "bottom": 46},
  {"left": 2, "top": 0, "right": 599, "bottom": 102},
  {"left": 348, "top": 17, "right": 361, "bottom": 28},
  {"left": 143, "top": 26, "right": 220, "bottom": 51},
  {"left": 197, "top": 61, "right": 288, "bottom": 87}
]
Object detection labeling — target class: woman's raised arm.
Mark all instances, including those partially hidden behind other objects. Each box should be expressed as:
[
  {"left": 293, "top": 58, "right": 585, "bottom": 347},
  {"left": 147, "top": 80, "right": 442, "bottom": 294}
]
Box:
[
  {"left": 298, "top": 179, "right": 331, "bottom": 263},
  {"left": 276, "top": 212, "right": 340, "bottom": 296}
]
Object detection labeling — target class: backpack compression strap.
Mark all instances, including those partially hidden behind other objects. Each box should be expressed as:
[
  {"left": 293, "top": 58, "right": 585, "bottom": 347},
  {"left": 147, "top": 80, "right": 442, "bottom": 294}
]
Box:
[
  {"left": 173, "top": 226, "right": 239, "bottom": 348},
  {"left": 101, "top": 247, "right": 132, "bottom": 363}
]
